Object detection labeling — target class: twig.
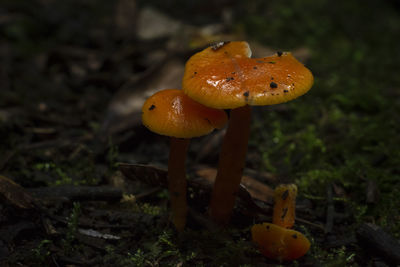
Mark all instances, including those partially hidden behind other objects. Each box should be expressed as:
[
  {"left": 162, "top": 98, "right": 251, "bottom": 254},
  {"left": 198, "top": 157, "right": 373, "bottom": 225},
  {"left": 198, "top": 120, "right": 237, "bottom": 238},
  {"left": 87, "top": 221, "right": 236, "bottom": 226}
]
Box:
[
  {"left": 296, "top": 217, "right": 325, "bottom": 231},
  {"left": 325, "top": 183, "right": 334, "bottom": 233},
  {"left": 28, "top": 185, "right": 123, "bottom": 202},
  {"left": 356, "top": 222, "right": 400, "bottom": 265}
]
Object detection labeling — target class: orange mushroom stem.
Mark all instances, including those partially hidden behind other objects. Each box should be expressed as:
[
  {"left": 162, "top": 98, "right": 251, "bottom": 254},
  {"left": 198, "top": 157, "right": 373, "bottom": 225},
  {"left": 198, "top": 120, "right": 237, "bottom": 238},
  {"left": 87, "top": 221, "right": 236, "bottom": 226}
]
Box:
[
  {"left": 251, "top": 222, "right": 310, "bottom": 261},
  {"left": 273, "top": 184, "right": 298, "bottom": 228},
  {"left": 167, "top": 137, "right": 190, "bottom": 231},
  {"left": 209, "top": 105, "right": 251, "bottom": 224}
]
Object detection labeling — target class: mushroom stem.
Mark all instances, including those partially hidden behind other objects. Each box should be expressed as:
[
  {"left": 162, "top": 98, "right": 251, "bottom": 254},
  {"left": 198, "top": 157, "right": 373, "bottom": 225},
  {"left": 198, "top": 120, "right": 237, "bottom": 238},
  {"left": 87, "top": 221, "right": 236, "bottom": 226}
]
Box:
[
  {"left": 168, "top": 137, "right": 190, "bottom": 232},
  {"left": 273, "top": 184, "right": 298, "bottom": 229},
  {"left": 210, "top": 105, "right": 252, "bottom": 225}
]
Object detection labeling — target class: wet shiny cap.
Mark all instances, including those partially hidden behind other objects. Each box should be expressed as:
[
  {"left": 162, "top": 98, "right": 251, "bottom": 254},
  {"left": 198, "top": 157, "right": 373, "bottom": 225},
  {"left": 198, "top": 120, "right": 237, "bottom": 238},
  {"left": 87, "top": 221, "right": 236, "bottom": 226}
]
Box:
[
  {"left": 251, "top": 222, "right": 310, "bottom": 261},
  {"left": 142, "top": 89, "right": 228, "bottom": 138},
  {"left": 182, "top": 41, "right": 313, "bottom": 109}
]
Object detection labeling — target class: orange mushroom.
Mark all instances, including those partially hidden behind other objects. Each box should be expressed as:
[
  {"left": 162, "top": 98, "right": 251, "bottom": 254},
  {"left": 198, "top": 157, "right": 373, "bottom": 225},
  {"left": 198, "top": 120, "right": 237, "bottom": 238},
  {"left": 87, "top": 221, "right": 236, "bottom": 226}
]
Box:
[
  {"left": 251, "top": 222, "right": 310, "bottom": 261},
  {"left": 273, "top": 184, "right": 298, "bottom": 229},
  {"left": 142, "top": 89, "right": 227, "bottom": 231},
  {"left": 182, "top": 41, "right": 313, "bottom": 225}
]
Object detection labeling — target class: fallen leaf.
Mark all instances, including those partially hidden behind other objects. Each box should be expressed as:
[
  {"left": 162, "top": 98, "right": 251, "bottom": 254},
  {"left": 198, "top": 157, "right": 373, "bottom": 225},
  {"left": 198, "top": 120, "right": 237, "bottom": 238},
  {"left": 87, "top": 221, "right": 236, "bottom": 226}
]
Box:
[
  {"left": 118, "top": 163, "right": 168, "bottom": 187},
  {"left": 0, "top": 175, "right": 36, "bottom": 209},
  {"left": 194, "top": 166, "right": 274, "bottom": 203}
]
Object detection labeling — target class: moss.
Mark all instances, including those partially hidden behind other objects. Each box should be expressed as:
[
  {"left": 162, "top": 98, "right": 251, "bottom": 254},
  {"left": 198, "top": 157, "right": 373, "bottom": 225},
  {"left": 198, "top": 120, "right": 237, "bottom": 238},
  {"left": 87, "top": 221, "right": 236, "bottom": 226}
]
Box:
[
  {"left": 33, "top": 159, "right": 99, "bottom": 186},
  {"left": 242, "top": 0, "right": 400, "bottom": 239}
]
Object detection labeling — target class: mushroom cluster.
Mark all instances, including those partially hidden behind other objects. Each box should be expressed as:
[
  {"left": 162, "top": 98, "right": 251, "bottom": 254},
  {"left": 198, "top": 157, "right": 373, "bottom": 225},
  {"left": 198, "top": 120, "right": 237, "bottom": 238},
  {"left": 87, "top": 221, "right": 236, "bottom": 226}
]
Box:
[
  {"left": 141, "top": 41, "right": 313, "bottom": 231},
  {"left": 182, "top": 41, "right": 313, "bottom": 224}
]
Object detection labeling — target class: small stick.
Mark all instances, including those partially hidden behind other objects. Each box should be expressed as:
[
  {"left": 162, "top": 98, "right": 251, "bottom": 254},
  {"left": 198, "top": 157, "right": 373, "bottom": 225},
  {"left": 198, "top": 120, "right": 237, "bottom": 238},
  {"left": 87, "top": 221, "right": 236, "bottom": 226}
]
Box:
[
  {"left": 356, "top": 223, "right": 400, "bottom": 265},
  {"left": 28, "top": 185, "right": 123, "bottom": 201},
  {"left": 296, "top": 217, "right": 325, "bottom": 231},
  {"left": 325, "top": 183, "right": 334, "bottom": 233}
]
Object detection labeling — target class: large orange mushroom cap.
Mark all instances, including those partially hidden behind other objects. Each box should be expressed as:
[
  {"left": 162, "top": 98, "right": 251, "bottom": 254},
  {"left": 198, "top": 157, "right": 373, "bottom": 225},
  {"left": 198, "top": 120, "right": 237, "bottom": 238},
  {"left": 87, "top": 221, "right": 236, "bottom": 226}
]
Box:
[
  {"left": 182, "top": 41, "right": 314, "bottom": 109},
  {"left": 251, "top": 222, "right": 311, "bottom": 261},
  {"left": 142, "top": 89, "right": 228, "bottom": 138}
]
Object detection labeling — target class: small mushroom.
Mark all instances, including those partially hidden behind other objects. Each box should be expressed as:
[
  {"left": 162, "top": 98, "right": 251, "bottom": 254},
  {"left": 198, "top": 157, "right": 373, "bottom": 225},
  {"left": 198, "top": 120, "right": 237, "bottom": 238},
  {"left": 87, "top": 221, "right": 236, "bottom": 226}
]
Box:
[
  {"left": 273, "top": 184, "right": 298, "bottom": 229},
  {"left": 182, "top": 41, "right": 313, "bottom": 224},
  {"left": 142, "top": 89, "right": 227, "bottom": 231},
  {"left": 251, "top": 222, "right": 310, "bottom": 261}
]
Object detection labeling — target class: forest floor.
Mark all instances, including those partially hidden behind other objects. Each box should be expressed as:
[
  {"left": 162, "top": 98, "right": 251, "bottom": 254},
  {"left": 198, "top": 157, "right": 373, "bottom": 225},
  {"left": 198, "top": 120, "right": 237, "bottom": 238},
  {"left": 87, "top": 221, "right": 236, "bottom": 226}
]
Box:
[{"left": 1, "top": 0, "right": 400, "bottom": 266}]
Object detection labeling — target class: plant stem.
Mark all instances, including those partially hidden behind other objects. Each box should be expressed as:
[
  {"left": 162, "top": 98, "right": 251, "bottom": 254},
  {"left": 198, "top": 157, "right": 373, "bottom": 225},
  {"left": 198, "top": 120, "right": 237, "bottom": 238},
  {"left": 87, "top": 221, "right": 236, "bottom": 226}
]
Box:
[
  {"left": 209, "top": 105, "right": 252, "bottom": 225},
  {"left": 168, "top": 137, "right": 190, "bottom": 232}
]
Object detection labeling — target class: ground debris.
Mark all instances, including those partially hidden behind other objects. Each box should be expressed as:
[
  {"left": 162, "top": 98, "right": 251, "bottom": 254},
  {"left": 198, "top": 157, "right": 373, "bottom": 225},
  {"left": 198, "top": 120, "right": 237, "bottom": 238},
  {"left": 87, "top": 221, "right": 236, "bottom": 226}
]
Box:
[
  {"left": 119, "top": 163, "right": 275, "bottom": 221},
  {"left": 28, "top": 185, "right": 123, "bottom": 202},
  {"left": 0, "top": 175, "right": 37, "bottom": 209},
  {"left": 78, "top": 228, "right": 121, "bottom": 240},
  {"left": 356, "top": 222, "right": 400, "bottom": 265}
]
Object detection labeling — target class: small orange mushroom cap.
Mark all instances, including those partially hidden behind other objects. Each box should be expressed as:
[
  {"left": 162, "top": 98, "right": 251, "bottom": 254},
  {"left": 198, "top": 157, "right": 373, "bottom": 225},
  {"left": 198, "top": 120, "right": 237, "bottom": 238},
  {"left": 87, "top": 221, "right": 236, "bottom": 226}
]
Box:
[
  {"left": 182, "top": 41, "right": 314, "bottom": 109},
  {"left": 251, "top": 222, "right": 310, "bottom": 261},
  {"left": 142, "top": 89, "right": 228, "bottom": 138}
]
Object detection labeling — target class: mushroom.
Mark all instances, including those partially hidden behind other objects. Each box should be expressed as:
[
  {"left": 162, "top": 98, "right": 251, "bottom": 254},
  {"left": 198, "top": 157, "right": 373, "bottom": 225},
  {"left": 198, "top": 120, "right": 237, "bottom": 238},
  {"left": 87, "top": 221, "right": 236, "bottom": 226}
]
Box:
[
  {"left": 273, "top": 184, "right": 298, "bottom": 229},
  {"left": 142, "top": 89, "right": 228, "bottom": 231},
  {"left": 251, "top": 222, "right": 310, "bottom": 261},
  {"left": 182, "top": 41, "right": 314, "bottom": 224}
]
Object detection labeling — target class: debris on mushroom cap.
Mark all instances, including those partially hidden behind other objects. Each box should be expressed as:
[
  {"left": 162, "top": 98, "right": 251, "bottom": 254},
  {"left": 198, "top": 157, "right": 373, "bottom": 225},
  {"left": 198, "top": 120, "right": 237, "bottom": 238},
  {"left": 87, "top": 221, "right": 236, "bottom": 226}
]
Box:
[
  {"left": 182, "top": 41, "right": 313, "bottom": 109},
  {"left": 273, "top": 184, "right": 298, "bottom": 229},
  {"left": 251, "top": 222, "right": 310, "bottom": 261},
  {"left": 142, "top": 89, "right": 228, "bottom": 138}
]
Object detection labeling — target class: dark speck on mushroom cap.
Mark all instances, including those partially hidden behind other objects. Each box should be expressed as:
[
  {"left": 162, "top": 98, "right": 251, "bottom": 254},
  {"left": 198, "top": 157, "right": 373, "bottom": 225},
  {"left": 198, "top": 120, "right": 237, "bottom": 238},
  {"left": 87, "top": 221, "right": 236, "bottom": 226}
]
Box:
[
  {"left": 282, "top": 189, "right": 289, "bottom": 200},
  {"left": 281, "top": 207, "right": 288, "bottom": 219}
]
